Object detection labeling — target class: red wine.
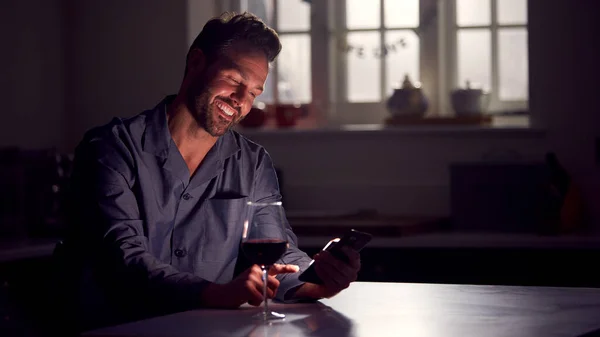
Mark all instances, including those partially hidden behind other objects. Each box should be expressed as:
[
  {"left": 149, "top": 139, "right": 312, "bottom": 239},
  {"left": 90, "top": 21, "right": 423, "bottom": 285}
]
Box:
[{"left": 242, "top": 239, "right": 288, "bottom": 266}]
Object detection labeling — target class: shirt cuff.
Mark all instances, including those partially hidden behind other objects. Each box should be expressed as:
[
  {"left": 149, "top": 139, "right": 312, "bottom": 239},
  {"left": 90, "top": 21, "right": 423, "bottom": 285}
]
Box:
[{"left": 274, "top": 274, "right": 316, "bottom": 303}]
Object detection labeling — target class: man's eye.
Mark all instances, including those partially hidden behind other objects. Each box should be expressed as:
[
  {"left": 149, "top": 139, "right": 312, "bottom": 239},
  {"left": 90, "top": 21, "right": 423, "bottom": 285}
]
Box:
[
  {"left": 250, "top": 92, "right": 257, "bottom": 98},
  {"left": 228, "top": 77, "right": 240, "bottom": 84}
]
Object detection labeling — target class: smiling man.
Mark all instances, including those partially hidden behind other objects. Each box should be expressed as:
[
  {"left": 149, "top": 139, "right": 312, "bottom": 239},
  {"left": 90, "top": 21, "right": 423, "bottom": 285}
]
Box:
[{"left": 60, "top": 12, "right": 361, "bottom": 333}]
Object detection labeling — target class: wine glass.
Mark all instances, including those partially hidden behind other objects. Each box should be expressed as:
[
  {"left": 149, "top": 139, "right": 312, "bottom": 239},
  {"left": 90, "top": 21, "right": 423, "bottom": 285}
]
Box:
[{"left": 241, "top": 201, "right": 288, "bottom": 321}]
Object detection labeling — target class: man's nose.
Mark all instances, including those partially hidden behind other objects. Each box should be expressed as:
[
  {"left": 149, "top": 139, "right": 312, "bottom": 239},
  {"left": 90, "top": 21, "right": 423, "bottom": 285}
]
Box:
[
  {"left": 228, "top": 91, "right": 241, "bottom": 107},
  {"left": 229, "top": 87, "right": 248, "bottom": 107}
]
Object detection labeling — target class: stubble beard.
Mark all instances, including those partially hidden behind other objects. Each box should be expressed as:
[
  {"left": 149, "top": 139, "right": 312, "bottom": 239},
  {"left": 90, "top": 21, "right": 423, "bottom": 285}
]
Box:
[{"left": 188, "top": 86, "right": 238, "bottom": 138}]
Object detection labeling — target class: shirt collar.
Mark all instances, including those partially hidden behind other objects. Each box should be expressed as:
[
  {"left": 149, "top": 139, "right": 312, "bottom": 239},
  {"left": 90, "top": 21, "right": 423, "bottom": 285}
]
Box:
[
  {"left": 142, "top": 95, "right": 174, "bottom": 158},
  {"left": 218, "top": 130, "right": 242, "bottom": 162},
  {"left": 142, "top": 95, "right": 241, "bottom": 163}
]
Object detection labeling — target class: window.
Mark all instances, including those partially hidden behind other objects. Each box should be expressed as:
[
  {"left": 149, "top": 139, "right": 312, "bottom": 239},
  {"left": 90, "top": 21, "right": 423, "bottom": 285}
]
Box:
[
  {"left": 336, "top": 0, "right": 420, "bottom": 103},
  {"left": 232, "top": 0, "right": 528, "bottom": 124},
  {"left": 446, "top": 0, "right": 528, "bottom": 112},
  {"left": 240, "top": 0, "right": 311, "bottom": 104}
]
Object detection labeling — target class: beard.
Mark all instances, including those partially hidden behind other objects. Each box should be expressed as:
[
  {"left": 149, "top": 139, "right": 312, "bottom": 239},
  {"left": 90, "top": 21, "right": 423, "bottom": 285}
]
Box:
[{"left": 187, "top": 80, "right": 243, "bottom": 137}]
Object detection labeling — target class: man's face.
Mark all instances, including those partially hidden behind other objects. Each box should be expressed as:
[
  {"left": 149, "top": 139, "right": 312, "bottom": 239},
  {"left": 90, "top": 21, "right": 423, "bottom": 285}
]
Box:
[{"left": 186, "top": 45, "right": 268, "bottom": 137}]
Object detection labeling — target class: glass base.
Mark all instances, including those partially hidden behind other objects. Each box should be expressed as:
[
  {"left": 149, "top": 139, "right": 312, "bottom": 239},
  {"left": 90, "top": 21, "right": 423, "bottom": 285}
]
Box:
[
  {"left": 253, "top": 310, "right": 285, "bottom": 321},
  {"left": 254, "top": 266, "right": 285, "bottom": 321}
]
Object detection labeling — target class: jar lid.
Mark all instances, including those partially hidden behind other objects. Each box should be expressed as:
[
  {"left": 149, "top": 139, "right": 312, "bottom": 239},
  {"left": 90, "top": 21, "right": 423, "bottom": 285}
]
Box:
[{"left": 453, "top": 80, "right": 487, "bottom": 94}]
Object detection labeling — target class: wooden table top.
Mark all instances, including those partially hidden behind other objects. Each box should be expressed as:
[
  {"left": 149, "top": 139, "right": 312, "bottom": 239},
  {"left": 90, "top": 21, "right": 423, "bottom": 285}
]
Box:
[{"left": 83, "top": 282, "right": 600, "bottom": 337}]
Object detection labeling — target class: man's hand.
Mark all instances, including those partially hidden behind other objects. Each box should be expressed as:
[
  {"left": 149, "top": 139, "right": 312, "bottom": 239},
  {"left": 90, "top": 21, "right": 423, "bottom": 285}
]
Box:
[
  {"left": 314, "top": 246, "right": 361, "bottom": 294},
  {"left": 200, "top": 264, "right": 299, "bottom": 308},
  {"left": 295, "top": 245, "right": 361, "bottom": 299}
]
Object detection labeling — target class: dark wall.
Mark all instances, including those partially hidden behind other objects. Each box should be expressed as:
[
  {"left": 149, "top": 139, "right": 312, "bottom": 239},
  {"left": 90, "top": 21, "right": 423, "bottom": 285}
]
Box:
[
  {"left": 0, "top": 0, "right": 65, "bottom": 149},
  {"left": 529, "top": 0, "right": 600, "bottom": 227},
  {"left": 63, "top": 0, "right": 189, "bottom": 150}
]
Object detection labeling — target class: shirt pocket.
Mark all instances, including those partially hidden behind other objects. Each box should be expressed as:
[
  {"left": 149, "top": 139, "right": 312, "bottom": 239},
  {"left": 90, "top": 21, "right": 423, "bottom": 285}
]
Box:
[{"left": 200, "top": 196, "right": 247, "bottom": 262}]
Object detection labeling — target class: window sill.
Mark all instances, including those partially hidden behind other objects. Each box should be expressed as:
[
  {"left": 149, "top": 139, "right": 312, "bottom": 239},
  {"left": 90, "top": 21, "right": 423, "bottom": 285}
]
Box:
[{"left": 236, "top": 115, "right": 545, "bottom": 138}]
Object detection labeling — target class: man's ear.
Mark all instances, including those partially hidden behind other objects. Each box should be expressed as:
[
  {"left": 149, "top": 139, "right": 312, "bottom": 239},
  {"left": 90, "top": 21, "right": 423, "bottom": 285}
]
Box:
[{"left": 187, "top": 48, "right": 206, "bottom": 74}]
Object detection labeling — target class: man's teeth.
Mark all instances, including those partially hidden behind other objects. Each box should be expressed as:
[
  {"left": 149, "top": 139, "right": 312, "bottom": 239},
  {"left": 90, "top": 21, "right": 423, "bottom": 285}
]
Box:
[{"left": 216, "top": 101, "right": 235, "bottom": 116}]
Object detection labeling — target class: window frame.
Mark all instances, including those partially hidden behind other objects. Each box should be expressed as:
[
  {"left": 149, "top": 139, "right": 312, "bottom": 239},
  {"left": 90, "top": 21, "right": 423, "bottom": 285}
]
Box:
[
  {"left": 324, "top": 0, "right": 439, "bottom": 125},
  {"left": 225, "top": 0, "right": 529, "bottom": 126},
  {"left": 235, "top": 0, "right": 312, "bottom": 105},
  {"left": 330, "top": 0, "right": 421, "bottom": 104},
  {"left": 442, "top": 0, "right": 529, "bottom": 114}
]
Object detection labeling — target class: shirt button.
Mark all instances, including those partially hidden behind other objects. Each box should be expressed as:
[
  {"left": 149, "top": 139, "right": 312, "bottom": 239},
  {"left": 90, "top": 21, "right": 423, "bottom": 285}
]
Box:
[
  {"left": 174, "top": 249, "right": 187, "bottom": 258},
  {"left": 182, "top": 193, "right": 192, "bottom": 200}
]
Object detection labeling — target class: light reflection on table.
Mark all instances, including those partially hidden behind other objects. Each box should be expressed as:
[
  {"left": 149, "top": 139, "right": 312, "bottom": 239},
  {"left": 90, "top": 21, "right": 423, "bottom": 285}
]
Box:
[{"left": 83, "top": 282, "right": 600, "bottom": 337}]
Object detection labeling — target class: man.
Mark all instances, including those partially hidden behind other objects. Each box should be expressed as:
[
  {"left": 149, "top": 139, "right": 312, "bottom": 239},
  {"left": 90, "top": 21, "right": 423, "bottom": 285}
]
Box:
[{"left": 61, "top": 12, "right": 361, "bottom": 331}]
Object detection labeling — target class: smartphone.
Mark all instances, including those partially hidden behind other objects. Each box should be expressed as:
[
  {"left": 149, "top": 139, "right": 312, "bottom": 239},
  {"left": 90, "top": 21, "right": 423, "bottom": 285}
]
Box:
[{"left": 298, "top": 229, "right": 372, "bottom": 284}]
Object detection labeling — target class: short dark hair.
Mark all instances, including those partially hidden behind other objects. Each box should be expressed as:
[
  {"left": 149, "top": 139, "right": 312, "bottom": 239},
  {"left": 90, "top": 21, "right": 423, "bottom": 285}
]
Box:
[{"left": 185, "top": 12, "right": 281, "bottom": 75}]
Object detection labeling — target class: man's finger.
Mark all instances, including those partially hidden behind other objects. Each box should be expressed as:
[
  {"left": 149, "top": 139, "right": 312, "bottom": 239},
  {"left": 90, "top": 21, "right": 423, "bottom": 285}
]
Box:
[
  {"left": 269, "top": 264, "right": 299, "bottom": 275},
  {"left": 248, "top": 271, "right": 264, "bottom": 286},
  {"left": 266, "top": 275, "right": 280, "bottom": 293},
  {"left": 252, "top": 277, "right": 276, "bottom": 299},
  {"left": 245, "top": 280, "right": 264, "bottom": 304},
  {"left": 257, "top": 283, "right": 275, "bottom": 299}
]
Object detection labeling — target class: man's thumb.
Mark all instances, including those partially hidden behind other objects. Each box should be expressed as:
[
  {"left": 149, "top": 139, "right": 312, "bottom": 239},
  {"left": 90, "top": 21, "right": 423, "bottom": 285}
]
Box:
[{"left": 269, "top": 264, "right": 300, "bottom": 275}]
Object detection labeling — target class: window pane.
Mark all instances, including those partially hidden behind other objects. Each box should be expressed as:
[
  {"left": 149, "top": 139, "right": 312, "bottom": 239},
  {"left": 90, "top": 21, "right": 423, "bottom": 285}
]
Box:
[
  {"left": 347, "top": 32, "right": 381, "bottom": 102},
  {"left": 456, "top": 0, "right": 491, "bottom": 26},
  {"left": 277, "top": 0, "right": 310, "bottom": 31},
  {"left": 499, "top": 28, "right": 528, "bottom": 100},
  {"left": 457, "top": 29, "right": 491, "bottom": 91},
  {"left": 258, "top": 69, "right": 275, "bottom": 104},
  {"left": 241, "top": 0, "right": 275, "bottom": 104},
  {"left": 385, "top": 30, "right": 419, "bottom": 95},
  {"left": 497, "top": 0, "right": 527, "bottom": 25},
  {"left": 384, "top": 0, "right": 419, "bottom": 28},
  {"left": 242, "top": 0, "right": 274, "bottom": 27},
  {"left": 347, "top": 0, "right": 380, "bottom": 29},
  {"left": 278, "top": 34, "right": 311, "bottom": 103}
]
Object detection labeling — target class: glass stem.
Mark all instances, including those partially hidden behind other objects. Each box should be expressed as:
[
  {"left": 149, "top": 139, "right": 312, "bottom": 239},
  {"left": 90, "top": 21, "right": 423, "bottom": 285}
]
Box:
[{"left": 261, "top": 265, "right": 269, "bottom": 318}]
